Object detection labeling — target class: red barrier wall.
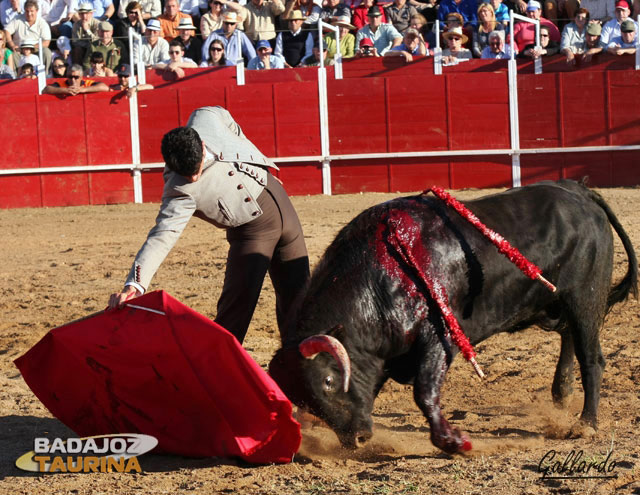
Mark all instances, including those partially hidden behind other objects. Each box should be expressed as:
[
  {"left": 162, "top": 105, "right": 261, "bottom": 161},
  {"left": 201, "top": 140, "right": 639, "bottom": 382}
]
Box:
[{"left": 1, "top": 55, "right": 639, "bottom": 208}]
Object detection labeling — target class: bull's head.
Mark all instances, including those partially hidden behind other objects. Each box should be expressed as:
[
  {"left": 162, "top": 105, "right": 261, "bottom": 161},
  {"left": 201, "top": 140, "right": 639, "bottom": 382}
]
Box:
[{"left": 269, "top": 326, "right": 375, "bottom": 449}]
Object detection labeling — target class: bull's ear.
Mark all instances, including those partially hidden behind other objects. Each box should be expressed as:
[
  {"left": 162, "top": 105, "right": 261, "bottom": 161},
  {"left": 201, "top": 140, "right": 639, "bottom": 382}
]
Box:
[{"left": 327, "top": 324, "right": 347, "bottom": 343}]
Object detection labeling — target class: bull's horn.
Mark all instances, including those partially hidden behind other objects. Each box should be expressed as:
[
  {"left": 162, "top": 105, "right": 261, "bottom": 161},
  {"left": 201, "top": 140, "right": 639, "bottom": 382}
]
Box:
[{"left": 299, "top": 335, "right": 351, "bottom": 393}]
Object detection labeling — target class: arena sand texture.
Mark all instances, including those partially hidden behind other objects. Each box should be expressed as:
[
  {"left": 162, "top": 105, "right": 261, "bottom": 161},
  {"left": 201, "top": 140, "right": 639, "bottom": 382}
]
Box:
[{"left": 1, "top": 187, "right": 639, "bottom": 494}]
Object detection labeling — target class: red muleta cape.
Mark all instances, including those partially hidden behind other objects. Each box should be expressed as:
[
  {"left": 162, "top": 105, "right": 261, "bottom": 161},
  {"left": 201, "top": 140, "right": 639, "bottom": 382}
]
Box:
[{"left": 14, "top": 290, "right": 301, "bottom": 464}]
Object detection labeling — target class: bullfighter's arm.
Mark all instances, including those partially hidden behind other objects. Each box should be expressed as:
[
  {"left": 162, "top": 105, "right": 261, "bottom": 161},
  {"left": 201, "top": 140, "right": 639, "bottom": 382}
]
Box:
[{"left": 108, "top": 192, "right": 196, "bottom": 308}]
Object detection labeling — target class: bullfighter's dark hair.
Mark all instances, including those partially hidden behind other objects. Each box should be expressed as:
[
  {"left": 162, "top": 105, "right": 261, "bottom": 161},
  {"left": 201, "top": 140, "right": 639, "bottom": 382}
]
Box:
[{"left": 161, "top": 127, "right": 203, "bottom": 177}]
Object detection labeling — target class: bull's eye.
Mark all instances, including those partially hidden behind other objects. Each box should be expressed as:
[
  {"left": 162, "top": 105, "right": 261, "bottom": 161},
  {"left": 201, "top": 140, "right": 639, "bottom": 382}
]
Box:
[{"left": 323, "top": 375, "right": 333, "bottom": 391}]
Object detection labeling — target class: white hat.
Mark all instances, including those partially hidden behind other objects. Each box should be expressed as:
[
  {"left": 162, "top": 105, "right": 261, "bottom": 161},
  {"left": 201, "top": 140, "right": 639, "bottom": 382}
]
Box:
[
  {"left": 146, "top": 18, "right": 161, "bottom": 31},
  {"left": 20, "top": 38, "right": 36, "bottom": 49},
  {"left": 78, "top": 2, "right": 93, "bottom": 12},
  {"left": 526, "top": 0, "right": 541, "bottom": 11},
  {"left": 177, "top": 17, "right": 196, "bottom": 30},
  {"left": 222, "top": 12, "right": 239, "bottom": 23},
  {"left": 332, "top": 15, "right": 355, "bottom": 30},
  {"left": 56, "top": 35, "right": 71, "bottom": 52}
]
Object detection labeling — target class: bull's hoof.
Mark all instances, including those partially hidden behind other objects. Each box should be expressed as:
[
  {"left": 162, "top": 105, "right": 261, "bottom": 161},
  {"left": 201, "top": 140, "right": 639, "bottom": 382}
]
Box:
[
  {"left": 567, "top": 421, "right": 597, "bottom": 439},
  {"left": 433, "top": 429, "right": 472, "bottom": 455}
]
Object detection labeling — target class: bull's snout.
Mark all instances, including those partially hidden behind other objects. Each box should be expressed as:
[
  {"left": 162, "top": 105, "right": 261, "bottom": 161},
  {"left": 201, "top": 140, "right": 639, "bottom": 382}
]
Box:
[
  {"left": 354, "top": 430, "right": 373, "bottom": 448},
  {"left": 339, "top": 429, "right": 373, "bottom": 449}
]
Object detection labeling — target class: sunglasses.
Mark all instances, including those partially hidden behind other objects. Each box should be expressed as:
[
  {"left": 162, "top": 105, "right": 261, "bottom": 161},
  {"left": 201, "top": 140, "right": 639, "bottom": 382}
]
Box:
[
  {"left": 53, "top": 64, "right": 66, "bottom": 68},
  {"left": 211, "top": 46, "right": 223, "bottom": 52},
  {"left": 540, "top": 34, "right": 549, "bottom": 37},
  {"left": 223, "top": 22, "right": 236, "bottom": 25},
  {"left": 169, "top": 50, "right": 182, "bottom": 54},
  {"left": 70, "top": 75, "right": 81, "bottom": 80}
]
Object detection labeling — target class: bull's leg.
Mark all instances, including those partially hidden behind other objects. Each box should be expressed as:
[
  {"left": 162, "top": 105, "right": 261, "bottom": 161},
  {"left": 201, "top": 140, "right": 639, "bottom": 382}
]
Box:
[
  {"left": 551, "top": 332, "right": 575, "bottom": 407},
  {"left": 413, "top": 344, "right": 471, "bottom": 454},
  {"left": 567, "top": 316, "right": 605, "bottom": 438}
]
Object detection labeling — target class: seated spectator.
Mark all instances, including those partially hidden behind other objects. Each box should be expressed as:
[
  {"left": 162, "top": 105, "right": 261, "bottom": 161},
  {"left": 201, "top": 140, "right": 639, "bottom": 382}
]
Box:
[
  {"left": 301, "top": 39, "right": 333, "bottom": 65},
  {"left": 607, "top": 18, "right": 637, "bottom": 55},
  {"left": 42, "top": 63, "right": 109, "bottom": 94},
  {"left": 409, "top": 12, "right": 435, "bottom": 49},
  {"left": 472, "top": 2, "right": 504, "bottom": 58},
  {"left": 480, "top": 29, "right": 513, "bottom": 58},
  {"left": 202, "top": 11, "right": 256, "bottom": 65},
  {"left": 355, "top": 36, "right": 379, "bottom": 56},
  {"left": 87, "top": 50, "right": 115, "bottom": 75},
  {"left": 199, "top": 37, "right": 232, "bottom": 65},
  {"left": 319, "top": 0, "right": 350, "bottom": 24},
  {"left": 441, "top": 12, "right": 472, "bottom": 50},
  {"left": 174, "top": 17, "right": 202, "bottom": 64},
  {"left": 52, "top": 35, "right": 72, "bottom": 66},
  {"left": 385, "top": 0, "right": 418, "bottom": 34},
  {"left": 242, "top": 0, "right": 284, "bottom": 48},
  {"left": 18, "top": 61, "right": 35, "bottom": 77},
  {"left": 247, "top": 38, "right": 285, "bottom": 68},
  {"left": 49, "top": 57, "right": 68, "bottom": 76},
  {"left": 438, "top": 0, "right": 478, "bottom": 28},
  {"left": 154, "top": 38, "right": 197, "bottom": 77},
  {"left": 83, "top": 21, "right": 127, "bottom": 73},
  {"left": 442, "top": 25, "right": 472, "bottom": 63},
  {"left": 511, "top": 0, "right": 560, "bottom": 53},
  {"left": 486, "top": 0, "right": 509, "bottom": 27},
  {"left": 1, "top": 0, "right": 25, "bottom": 29},
  {"left": 356, "top": 6, "right": 402, "bottom": 56},
  {"left": 114, "top": 1, "right": 147, "bottom": 40},
  {"left": 109, "top": 63, "right": 154, "bottom": 96},
  {"left": 133, "top": 18, "right": 170, "bottom": 67},
  {"left": 16, "top": 38, "right": 40, "bottom": 68},
  {"left": 4, "top": 0, "right": 52, "bottom": 71},
  {"left": 384, "top": 27, "right": 426, "bottom": 61},
  {"left": 45, "top": 0, "right": 80, "bottom": 39},
  {"left": 274, "top": 10, "right": 312, "bottom": 67},
  {"left": 88, "top": 0, "right": 115, "bottom": 21},
  {"left": 200, "top": 0, "right": 244, "bottom": 39},
  {"left": 116, "top": 0, "right": 160, "bottom": 20},
  {"left": 283, "top": 0, "right": 322, "bottom": 28},
  {"left": 0, "top": 30, "right": 15, "bottom": 72},
  {"left": 71, "top": 2, "right": 100, "bottom": 64},
  {"left": 352, "top": 0, "right": 387, "bottom": 31},
  {"left": 580, "top": 21, "right": 604, "bottom": 62},
  {"left": 159, "top": 0, "right": 193, "bottom": 41},
  {"left": 601, "top": 1, "right": 637, "bottom": 47},
  {"left": 560, "top": 8, "right": 590, "bottom": 65},
  {"left": 520, "top": 24, "right": 559, "bottom": 58},
  {"left": 324, "top": 15, "right": 356, "bottom": 59}
]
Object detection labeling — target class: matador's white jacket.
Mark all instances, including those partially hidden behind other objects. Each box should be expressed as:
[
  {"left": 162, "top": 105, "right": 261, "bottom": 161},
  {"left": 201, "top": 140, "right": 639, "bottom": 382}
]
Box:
[{"left": 125, "top": 106, "right": 278, "bottom": 292}]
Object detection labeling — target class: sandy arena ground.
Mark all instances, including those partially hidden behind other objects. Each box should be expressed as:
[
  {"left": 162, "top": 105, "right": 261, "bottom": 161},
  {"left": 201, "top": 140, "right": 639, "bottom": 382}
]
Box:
[{"left": 0, "top": 186, "right": 639, "bottom": 494}]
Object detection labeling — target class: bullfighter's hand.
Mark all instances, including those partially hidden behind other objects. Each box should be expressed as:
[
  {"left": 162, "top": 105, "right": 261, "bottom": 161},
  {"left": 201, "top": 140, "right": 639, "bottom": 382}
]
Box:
[{"left": 108, "top": 286, "right": 142, "bottom": 309}]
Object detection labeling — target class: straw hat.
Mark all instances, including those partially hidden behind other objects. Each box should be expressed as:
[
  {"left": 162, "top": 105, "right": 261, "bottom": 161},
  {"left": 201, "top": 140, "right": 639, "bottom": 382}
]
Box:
[
  {"left": 332, "top": 15, "right": 355, "bottom": 30},
  {"left": 443, "top": 26, "right": 468, "bottom": 44},
  {"left": 285, "top": 10, "right": 307, "bottom": 21}
]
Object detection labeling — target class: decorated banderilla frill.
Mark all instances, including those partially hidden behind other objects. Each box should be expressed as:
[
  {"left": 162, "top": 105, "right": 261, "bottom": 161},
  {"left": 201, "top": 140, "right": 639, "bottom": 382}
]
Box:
[{"left": 424, "top": 186, "right": 557, "bottom": 293}]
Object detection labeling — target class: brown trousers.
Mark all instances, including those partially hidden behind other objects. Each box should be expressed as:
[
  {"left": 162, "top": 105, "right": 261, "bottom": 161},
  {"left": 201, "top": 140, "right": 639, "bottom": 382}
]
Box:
[{"left": 214, "top": 173, "right": 310, "bottom": 344}]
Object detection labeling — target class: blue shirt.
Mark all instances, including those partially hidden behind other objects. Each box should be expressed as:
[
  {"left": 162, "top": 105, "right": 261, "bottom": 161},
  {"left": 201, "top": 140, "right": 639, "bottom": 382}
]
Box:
[
  {"left": 392, "top": 42, "right": 423, "bottom": 55},
  {"left": 202, "top": 29, "right": 257, "bottom": 65},
  {"left": 90, "top": 0, "right": 113, "bottom": 19},
  {"left": 355, "top": 23, "right": 402, "bottom": 55},
  {"left": 438, "top": 0, "right": 478, "bottom": 27},
  {"left": 247, "top": 54, "right": 285, "bottom": 69}
]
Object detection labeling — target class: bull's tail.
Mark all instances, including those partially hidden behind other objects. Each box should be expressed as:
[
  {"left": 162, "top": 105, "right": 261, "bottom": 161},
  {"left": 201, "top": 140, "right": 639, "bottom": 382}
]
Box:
[{"left": 585, "top": 187, "right": 638, "bottom": 310}]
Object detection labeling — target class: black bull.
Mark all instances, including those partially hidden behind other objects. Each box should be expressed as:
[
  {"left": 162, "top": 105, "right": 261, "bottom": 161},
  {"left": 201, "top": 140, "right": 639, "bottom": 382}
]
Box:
[{"left": 269, "top": 180, "right": 638, "bottom": 454}]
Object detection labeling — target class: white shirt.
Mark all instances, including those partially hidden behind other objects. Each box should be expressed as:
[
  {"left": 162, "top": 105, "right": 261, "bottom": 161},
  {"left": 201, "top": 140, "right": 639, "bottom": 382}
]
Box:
[{"left": 133, "top": 36, "right": 170, "bottom": 66}]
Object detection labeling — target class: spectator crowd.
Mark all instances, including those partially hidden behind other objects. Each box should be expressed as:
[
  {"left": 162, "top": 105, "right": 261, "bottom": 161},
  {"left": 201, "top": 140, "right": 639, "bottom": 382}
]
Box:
[{"left": 0, "top": 0, "right": 637, "bottom": 82}]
